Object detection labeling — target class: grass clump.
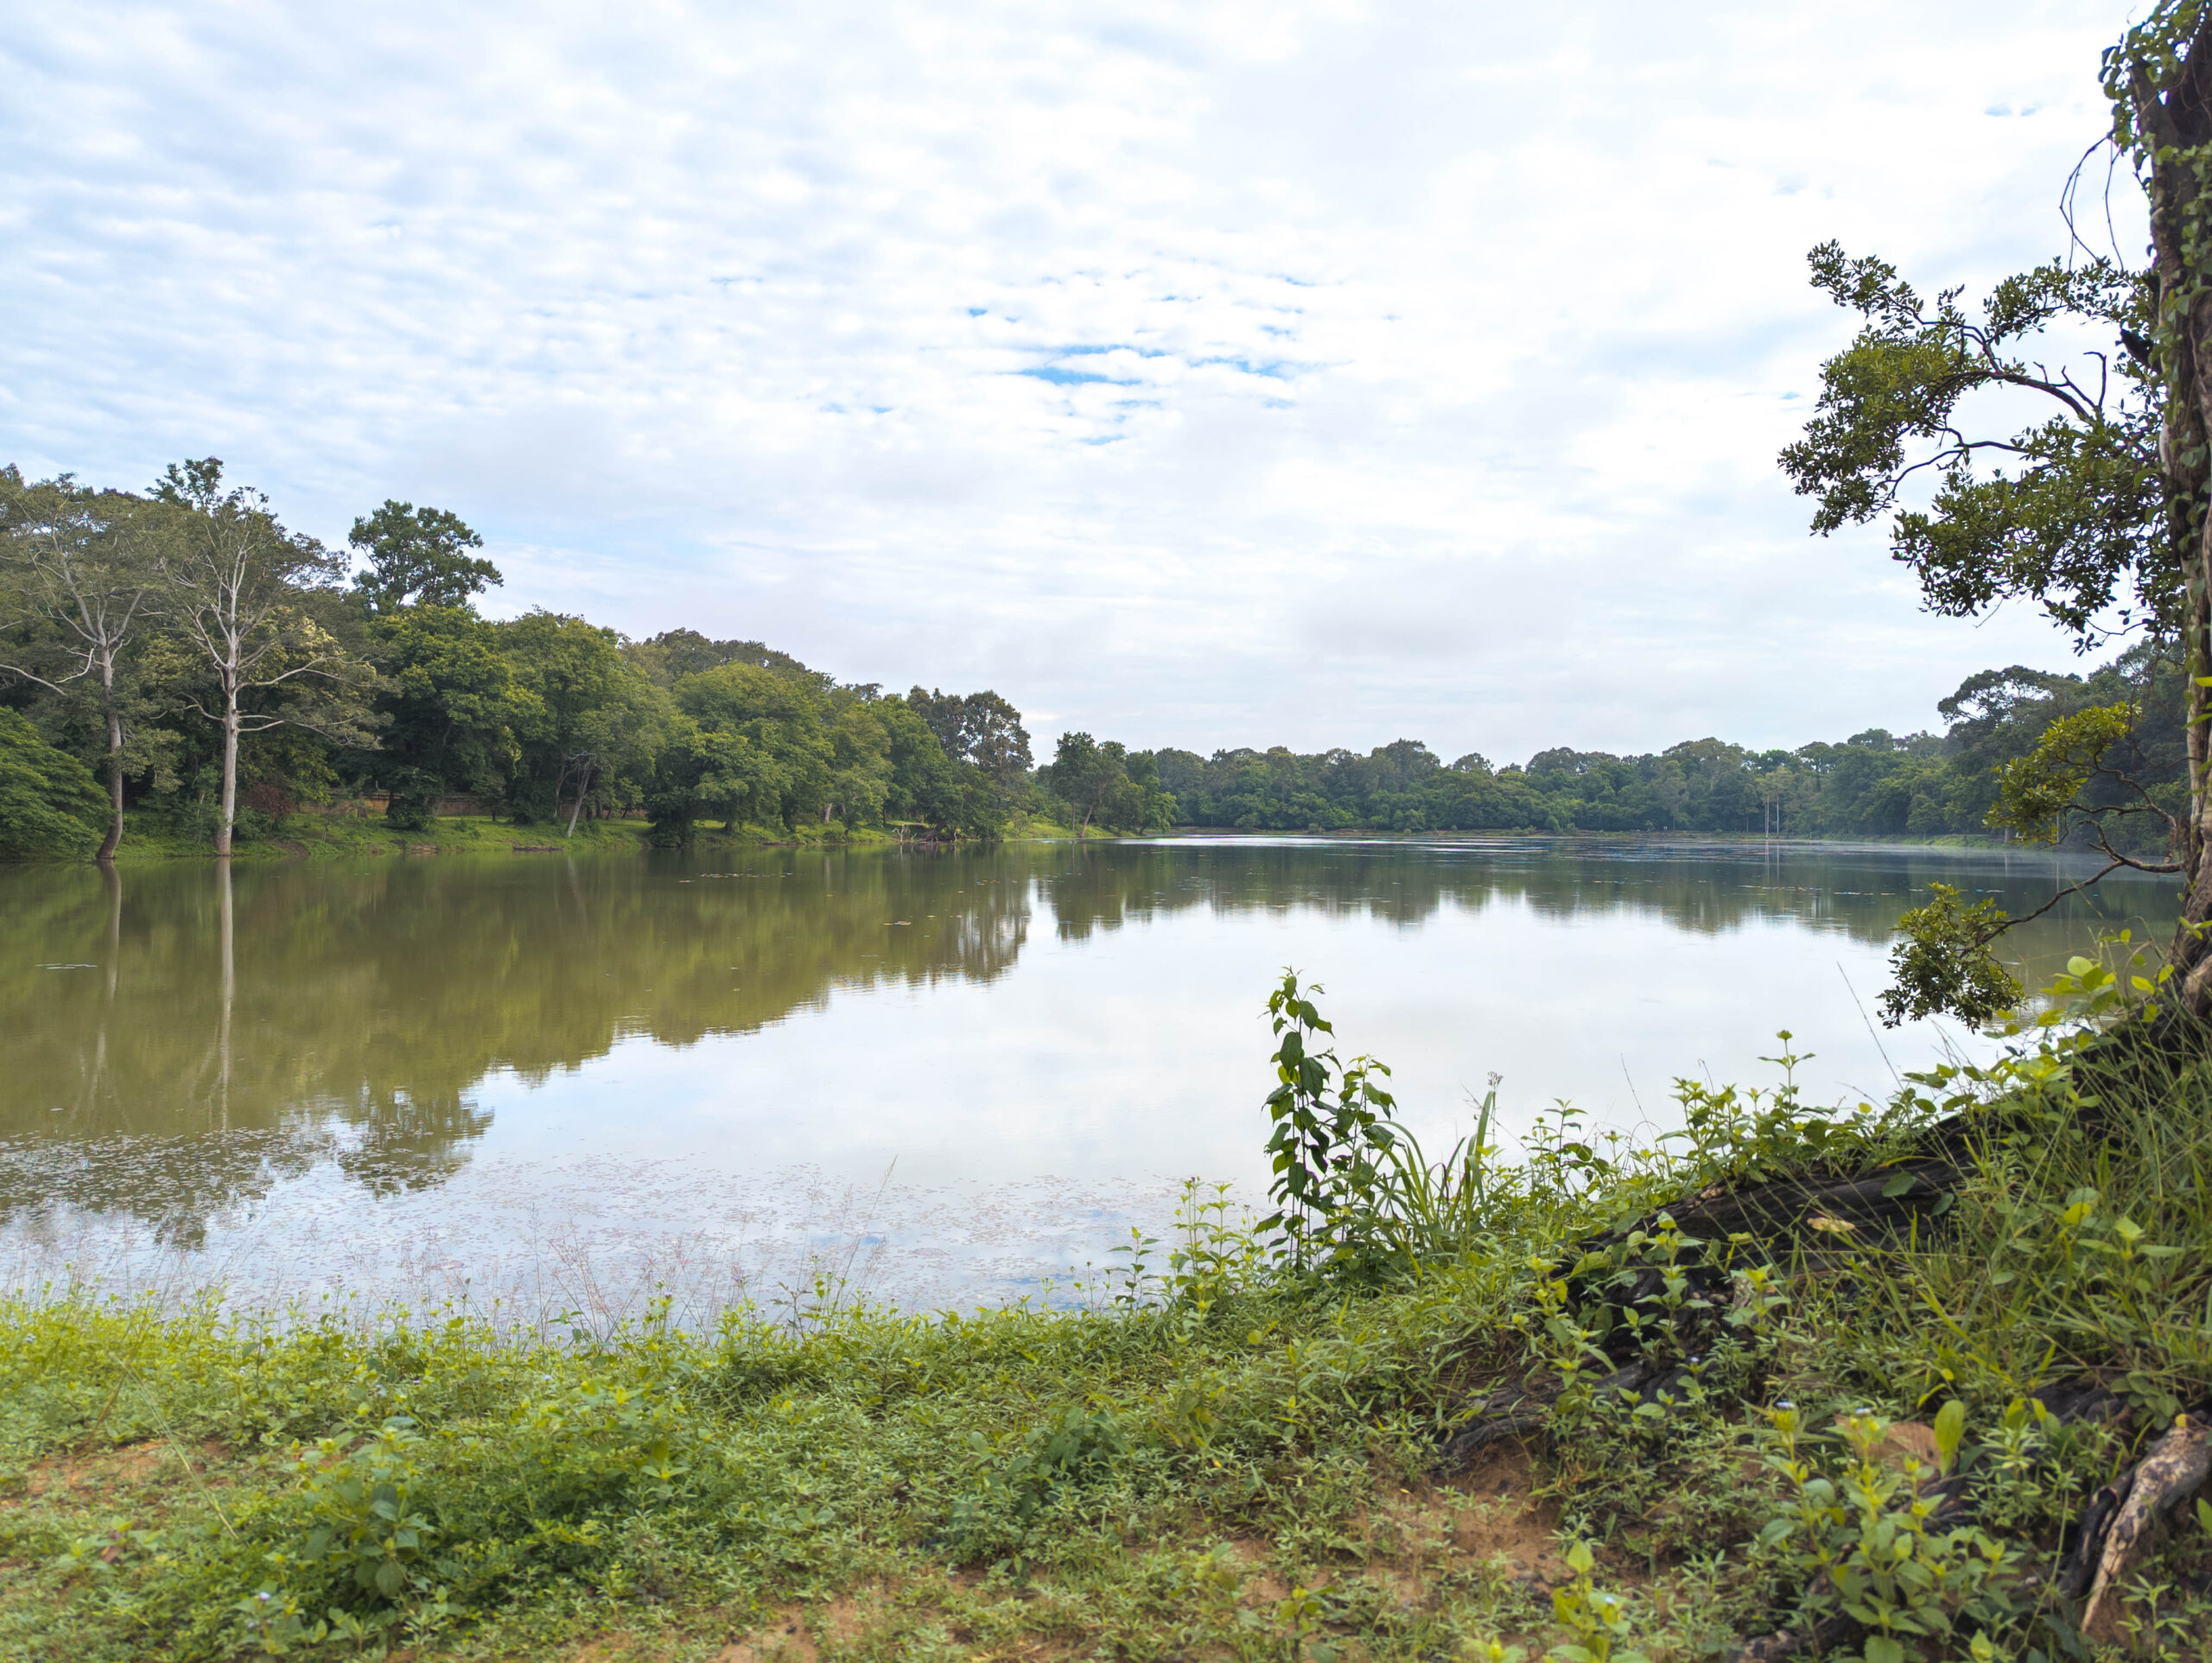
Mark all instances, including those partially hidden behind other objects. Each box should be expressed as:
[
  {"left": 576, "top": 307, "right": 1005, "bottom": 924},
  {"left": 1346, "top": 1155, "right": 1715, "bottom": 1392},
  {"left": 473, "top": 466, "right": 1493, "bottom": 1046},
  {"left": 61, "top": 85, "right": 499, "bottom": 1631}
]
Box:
[{"left": 5, "top": 966, "right": 2212, "bottom": 1660}]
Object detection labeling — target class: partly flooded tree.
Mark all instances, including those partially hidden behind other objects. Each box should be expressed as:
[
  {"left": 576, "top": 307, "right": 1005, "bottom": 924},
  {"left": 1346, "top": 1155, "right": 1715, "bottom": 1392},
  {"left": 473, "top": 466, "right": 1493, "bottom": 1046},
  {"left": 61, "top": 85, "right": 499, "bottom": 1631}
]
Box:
[{"left": 1783, "top": 1, "right": 2212, "bottom": 1026}]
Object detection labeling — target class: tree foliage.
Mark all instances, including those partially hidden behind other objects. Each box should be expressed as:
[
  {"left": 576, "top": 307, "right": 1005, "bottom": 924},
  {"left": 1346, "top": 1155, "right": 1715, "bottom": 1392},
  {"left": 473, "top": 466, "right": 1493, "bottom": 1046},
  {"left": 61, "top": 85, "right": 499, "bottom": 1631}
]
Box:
[
  {"left": 1779, "top": 3, "right": 2212, "bottom": 1025},
  {"left": 372, "top": 606, "right": 537, "bottom": 829},
  {"left": 0, "top": 707, "right": 107, "bottom": 858},
  {"left": 1071, "top": 660, "right": 2184, "bottom": 847},
  {"left": 1038, "top": 732, "right": 1174, "bottom": 835},
  {"left": 908, "top": 687, "right": 1033, "bottom": 786},
  {"left": 349, "top": 501, "right": 503, "bottom": 614},
  {"left": 1781, "top": 248, "right": 2164, "bottom": 639},
  {"left": 0, "top": 465, "right": 1020, "bottom": 854},
  {"left": 1878, "top": 884, "right": 2024, "bottom": 1029}
]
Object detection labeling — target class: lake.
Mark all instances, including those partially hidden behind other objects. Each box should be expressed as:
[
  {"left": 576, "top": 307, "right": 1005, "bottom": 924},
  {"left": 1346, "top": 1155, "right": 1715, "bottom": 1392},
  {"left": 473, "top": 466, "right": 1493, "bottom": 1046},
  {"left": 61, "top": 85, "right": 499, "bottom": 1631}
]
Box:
[{"left": 0, "top": 835, "right": 2175, "bottom": 1321}]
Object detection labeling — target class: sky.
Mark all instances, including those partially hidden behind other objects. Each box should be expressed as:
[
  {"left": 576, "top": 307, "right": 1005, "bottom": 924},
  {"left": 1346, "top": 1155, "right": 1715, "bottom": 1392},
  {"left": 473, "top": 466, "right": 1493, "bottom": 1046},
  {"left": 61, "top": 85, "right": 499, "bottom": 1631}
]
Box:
[{"left": 0, "top": 1, "right": 2153, "bottom": 760}]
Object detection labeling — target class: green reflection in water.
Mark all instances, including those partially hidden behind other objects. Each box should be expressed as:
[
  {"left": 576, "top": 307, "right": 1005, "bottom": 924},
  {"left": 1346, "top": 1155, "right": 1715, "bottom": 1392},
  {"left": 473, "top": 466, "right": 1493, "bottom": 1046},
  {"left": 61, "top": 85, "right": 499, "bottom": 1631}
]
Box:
[{"left": 0, "top": 837, "right": 2176, "bottom": 1249}]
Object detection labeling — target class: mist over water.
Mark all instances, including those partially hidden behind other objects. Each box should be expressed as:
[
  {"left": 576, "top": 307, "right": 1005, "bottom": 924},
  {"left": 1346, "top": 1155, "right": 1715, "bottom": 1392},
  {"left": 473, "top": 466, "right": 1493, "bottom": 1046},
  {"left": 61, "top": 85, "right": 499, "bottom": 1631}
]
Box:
[{"left": 1, "top": 837, "right": 2174, "bottom": 1318}]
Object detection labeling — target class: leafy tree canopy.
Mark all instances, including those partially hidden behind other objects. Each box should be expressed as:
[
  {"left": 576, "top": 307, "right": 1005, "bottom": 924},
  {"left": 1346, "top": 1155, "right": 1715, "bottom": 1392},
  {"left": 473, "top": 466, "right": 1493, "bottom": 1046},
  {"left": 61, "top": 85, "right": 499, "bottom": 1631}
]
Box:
[
  {"left": 0, "top": 707, "right": 107, "bottom": 858},
  {"left": 349, "top": 500, "right": 501, "bottom": 614}
]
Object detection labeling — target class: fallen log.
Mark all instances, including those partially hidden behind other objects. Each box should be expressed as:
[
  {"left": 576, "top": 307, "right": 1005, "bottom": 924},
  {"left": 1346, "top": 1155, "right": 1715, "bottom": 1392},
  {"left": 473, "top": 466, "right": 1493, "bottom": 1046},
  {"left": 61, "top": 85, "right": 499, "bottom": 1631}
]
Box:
[{"left": 2071, "top": 1415, "right": 2210, "bottom": 1647}]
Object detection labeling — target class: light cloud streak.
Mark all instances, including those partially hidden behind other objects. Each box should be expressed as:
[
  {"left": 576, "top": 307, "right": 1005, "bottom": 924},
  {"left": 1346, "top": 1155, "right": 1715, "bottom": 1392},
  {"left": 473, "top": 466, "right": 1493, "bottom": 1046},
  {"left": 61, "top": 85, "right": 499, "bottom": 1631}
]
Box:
[{"left": 0, "top": 0, "right": 2148, "bottom": 757}]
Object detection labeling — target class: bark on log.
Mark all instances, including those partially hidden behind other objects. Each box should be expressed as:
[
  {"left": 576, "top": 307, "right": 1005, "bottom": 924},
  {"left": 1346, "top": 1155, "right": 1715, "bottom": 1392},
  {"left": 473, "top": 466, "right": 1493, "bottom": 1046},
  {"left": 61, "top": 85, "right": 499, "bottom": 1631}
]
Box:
[{"left": 2076, "top": 1416, "right": 2211, "bottom": 1647}]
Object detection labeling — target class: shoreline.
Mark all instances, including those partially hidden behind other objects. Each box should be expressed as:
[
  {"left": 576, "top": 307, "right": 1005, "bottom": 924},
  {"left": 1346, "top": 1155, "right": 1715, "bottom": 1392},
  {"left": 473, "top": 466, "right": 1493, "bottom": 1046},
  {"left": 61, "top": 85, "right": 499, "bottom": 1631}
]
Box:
[
  {"left": 20, "top": 818, "right": 2170, "bottom": 867},
  {"left": 5, "top": 1014, "right": 2205, "bottom": 1659}
]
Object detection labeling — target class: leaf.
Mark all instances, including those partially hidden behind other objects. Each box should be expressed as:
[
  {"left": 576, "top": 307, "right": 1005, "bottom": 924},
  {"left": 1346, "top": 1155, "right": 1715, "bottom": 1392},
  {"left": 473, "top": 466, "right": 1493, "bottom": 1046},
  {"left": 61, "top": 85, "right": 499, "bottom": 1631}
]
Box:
[
  {"left": 1933, "top": 1398, "right": 1967, "bottom": 1476},
  {"left": 1881, "top": 1171, "right": 1918, "bottom": 1198}
]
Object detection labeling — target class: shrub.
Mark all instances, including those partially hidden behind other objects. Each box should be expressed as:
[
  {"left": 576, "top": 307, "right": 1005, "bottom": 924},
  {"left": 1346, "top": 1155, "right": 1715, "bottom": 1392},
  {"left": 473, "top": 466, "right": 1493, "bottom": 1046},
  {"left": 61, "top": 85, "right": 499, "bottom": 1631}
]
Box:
[{"left": 0, "top": 708, "right": 106, "bottom": 859}]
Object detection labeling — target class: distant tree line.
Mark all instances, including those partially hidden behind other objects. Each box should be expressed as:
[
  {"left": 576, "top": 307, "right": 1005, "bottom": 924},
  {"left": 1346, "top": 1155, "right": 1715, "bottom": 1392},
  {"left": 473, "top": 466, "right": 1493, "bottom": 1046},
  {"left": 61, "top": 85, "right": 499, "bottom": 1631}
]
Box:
[
  {"left": 3, "top": 458, "right": 2183, "bottom": 861},
  {"left": 0, "top": 461, "right": 1031, "bottom": 858},
  {"left": 1044, "top": 644, "right": 2184, "bottom": 847}
]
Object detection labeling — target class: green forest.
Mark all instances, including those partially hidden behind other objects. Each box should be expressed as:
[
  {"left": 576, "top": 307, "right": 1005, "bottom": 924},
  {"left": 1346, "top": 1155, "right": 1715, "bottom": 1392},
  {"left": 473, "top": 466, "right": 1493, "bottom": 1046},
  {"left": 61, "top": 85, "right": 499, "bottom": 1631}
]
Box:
[
  {"left": 0, "top": 458, "right": 2185, "bottom": 861},
  {"left": 1046, "top": 649, "right": 2183, "bottom": 846},
  {"left": 0, "top": 462, "right": 1035, "bottom": 859}
]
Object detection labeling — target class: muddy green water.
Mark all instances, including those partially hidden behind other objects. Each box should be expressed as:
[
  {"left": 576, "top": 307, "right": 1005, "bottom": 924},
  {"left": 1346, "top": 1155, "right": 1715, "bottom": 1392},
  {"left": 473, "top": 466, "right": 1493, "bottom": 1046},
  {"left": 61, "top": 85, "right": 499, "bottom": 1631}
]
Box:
[{"left": 0, "top": 836, "right": 2175, "bottom": 1315}]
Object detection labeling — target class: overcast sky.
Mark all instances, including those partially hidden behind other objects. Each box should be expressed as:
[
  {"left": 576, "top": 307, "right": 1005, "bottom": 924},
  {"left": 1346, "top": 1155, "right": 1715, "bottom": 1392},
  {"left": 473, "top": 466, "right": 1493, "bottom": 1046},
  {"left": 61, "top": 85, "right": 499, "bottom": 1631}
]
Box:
[{"left": 0, "top": 1, "right": 2150, "bottom": 759}]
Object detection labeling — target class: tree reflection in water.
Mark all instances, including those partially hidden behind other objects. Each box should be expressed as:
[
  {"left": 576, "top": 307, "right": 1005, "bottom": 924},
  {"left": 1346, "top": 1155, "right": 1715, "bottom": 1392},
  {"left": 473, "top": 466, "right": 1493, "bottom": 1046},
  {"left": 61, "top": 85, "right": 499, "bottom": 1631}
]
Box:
[{"left": 0, "top": 837, "right": 2172, "bottom": 1266}]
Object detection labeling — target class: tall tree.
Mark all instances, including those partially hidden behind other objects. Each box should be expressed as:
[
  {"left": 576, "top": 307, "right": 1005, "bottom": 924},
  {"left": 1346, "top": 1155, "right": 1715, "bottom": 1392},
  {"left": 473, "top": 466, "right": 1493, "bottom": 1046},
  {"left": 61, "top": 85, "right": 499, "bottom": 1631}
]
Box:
[
  {"left": 373, "top": 605, "right": 537, "bottom": 828},
  {"left": 908, "top": 687, "right": 1033, "bottom": 786},
  {"left": 502, "top": 610, "right": 666, "bottom": 833},
  {"left": 1044, "top": 732, "right": 1128, "bottom": 835},
  {"left": 0, "top": 471, "right": 163, "bottom": 860},
  {"left": 2109, "top": 3, "right": 2212, "bottom": 1014},
  {"left": 1778, "top": 5, "right": 2212, "bottom": 1021},
  {"left": 674, "top": 662, "right": 833, "bottom": 826},
  {"left": 151, "top": 459, "right": 373, "bottom": 856},
  {"left": 349, "top": 501, "right": 502, "bottom": 613}
]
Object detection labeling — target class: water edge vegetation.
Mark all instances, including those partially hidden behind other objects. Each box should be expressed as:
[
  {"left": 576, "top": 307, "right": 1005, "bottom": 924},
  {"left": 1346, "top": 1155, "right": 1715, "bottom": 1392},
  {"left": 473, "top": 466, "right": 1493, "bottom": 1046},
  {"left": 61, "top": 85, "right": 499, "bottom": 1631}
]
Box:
[{"left": 3, "top": 959, "right": 2212, "bottom": 1660}]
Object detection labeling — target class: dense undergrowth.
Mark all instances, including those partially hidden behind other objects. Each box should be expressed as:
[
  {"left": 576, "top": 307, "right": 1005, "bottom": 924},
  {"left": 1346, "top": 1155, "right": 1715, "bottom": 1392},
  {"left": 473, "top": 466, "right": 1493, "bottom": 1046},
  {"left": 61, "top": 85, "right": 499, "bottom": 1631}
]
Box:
[{"left": 3, "top": 966, "right": 2211, "bottom": 1661}]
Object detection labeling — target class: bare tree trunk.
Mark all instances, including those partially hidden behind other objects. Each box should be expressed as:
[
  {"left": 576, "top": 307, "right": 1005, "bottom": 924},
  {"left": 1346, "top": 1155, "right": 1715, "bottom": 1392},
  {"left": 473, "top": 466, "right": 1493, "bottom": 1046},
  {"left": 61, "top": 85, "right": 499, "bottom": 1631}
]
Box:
[
  {"left": 99, "top": 691, "right": 124, "bottom": 863},
  {"left": 216, "top": 684, "right": 240, "bottom": 859},
  {"left": 565, "top": 760, "right": 593, "bottom": 838},
  {"left": 95, "top": 640, "right": 125, "bottom": 863}
]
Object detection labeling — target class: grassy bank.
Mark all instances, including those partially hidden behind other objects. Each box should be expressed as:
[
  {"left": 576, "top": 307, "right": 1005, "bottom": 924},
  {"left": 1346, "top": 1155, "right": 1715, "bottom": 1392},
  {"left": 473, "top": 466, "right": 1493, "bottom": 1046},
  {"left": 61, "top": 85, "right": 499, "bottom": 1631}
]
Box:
[
  {"left": 102, "top": 814, "right": 934, "bottom": 863},
  {"left": 4, "top": 984, "right": 2210, "bottom": 1660}
]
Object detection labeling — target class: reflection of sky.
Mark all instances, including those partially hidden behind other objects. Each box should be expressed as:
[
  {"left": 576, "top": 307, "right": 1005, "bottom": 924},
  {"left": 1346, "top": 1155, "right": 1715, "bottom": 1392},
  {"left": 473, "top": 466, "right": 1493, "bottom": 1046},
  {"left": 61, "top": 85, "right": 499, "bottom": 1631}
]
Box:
[
  {"left": 464, "top": 871, "right": 2082, "bottom": 1193},
  {"left": 0, "top": 840, "right": 2179, "bottom": 1314}
]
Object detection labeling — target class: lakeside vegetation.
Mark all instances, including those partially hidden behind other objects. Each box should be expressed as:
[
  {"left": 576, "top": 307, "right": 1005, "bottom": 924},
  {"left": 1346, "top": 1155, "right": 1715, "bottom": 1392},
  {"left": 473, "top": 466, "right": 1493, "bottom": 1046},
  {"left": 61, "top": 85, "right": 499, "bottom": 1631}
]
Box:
[
  {"left": 1096, "top": 647, "right": 2183, "bottom": 843},
  {"left": 3, "top": 968, "right": 2209, "bottom": 1660},
  {"left": 0, "top": 470, "right": 1038, "bottom": 860}
]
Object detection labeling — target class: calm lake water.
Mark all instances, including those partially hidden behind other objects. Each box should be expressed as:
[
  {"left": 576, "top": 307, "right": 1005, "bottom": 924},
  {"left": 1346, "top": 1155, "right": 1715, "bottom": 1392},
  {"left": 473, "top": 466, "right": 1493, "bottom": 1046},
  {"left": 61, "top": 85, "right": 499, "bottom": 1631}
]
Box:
[{"left": 0, "top": 836, "right": 2177, "bottom": 1318}]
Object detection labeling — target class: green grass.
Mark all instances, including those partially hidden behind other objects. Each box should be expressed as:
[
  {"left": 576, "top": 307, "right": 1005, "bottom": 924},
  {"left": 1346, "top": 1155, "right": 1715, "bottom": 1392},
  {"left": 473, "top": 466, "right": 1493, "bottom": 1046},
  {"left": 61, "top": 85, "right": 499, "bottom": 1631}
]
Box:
[
  {"left": 103, "top": 813, "right": 929, "bottom": 863},
  {"left": 4, "top": 1006, "right": 2211, "bottom": 1660}
]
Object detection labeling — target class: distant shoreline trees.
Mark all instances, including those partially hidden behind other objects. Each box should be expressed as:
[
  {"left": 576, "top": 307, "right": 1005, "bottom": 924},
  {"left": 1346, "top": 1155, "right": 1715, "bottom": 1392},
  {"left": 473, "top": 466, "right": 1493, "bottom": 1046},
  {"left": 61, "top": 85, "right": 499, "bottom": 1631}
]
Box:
[
  {"left": 1, "top": 459, "right": 2184, "bottom": 861},
  {"left": 1, "top": 461, "right": 1028, "bottom": 857},
  {"left": 1056, "top": 650, "right": 2182, "bottom": 843}
]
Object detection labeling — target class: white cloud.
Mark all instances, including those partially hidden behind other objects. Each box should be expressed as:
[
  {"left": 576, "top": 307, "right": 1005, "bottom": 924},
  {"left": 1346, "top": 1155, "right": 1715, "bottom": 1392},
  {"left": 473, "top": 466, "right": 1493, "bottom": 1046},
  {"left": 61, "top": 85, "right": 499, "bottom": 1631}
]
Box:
[{"left": 0, "top": 0, "right": 2149, "bottom": 759}]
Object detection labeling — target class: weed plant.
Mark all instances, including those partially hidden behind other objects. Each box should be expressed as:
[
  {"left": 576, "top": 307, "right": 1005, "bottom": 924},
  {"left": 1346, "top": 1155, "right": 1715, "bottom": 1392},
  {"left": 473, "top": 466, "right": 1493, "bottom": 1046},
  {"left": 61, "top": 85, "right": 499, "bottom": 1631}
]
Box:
[{"left": 3, "top": 957, "right": 2211, "bottom": 1660}]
